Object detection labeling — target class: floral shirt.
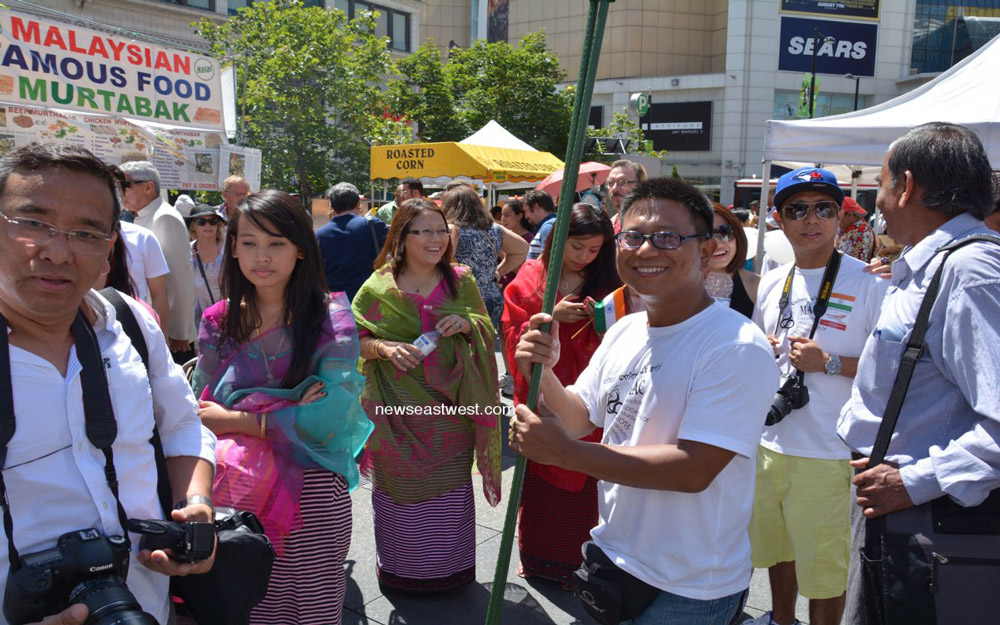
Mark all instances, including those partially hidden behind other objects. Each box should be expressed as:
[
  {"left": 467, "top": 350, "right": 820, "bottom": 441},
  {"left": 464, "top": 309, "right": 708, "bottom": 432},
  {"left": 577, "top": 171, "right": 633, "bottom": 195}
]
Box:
[{"left": 838, "top": 218, "right": 875, "bottom": 263}]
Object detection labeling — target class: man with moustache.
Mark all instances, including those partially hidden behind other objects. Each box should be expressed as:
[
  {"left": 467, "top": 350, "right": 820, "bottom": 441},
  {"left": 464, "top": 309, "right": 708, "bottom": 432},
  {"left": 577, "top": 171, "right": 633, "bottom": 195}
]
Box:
[
  {"left": 511, "top": 177, "right": 779, "bottom": 625},
  {"left": 604, "top": 159, "right": 648, "bottom": 232}
]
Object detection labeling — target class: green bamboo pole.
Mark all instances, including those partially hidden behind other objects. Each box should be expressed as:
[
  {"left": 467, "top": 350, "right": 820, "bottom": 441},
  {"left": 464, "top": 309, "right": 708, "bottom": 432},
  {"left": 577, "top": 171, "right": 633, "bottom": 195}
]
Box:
[{"left": 484, "top": 2, "right": 611, "bottom": 623}]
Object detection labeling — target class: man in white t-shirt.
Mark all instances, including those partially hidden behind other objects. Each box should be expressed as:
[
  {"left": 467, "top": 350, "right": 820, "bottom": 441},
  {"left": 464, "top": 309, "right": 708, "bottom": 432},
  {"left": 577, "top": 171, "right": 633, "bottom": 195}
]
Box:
[
  {"left": 511, "top": 177, "right": 779, "bottom": 625},
  {"left": 747, "top": 168, "right": 888, "bottom": 625},
  {"left": 119, "top": 221, "right": 169, "bottom": 330}
]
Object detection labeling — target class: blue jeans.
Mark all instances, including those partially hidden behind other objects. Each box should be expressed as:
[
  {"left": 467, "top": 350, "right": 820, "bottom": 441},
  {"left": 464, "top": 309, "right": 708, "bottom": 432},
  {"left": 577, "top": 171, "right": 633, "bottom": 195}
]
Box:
[{"left": 623, "top": 587, "right": 747, "bottom": 625}]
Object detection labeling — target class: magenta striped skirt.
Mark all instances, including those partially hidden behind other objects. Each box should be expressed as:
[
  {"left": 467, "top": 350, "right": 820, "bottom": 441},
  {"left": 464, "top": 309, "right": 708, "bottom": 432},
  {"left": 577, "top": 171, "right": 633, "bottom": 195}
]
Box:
[
  {"left": 372, "top": 482, "right": 476, "bottom": 592},
  {"left": 251, "top": 470, "right": 352, "bottom": 625}
]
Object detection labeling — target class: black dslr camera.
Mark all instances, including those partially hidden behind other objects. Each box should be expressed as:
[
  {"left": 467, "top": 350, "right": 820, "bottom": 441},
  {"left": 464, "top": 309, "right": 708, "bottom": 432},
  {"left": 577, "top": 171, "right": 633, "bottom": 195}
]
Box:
[
  {"left": 765, "top": 375, "right": 810, "bottom": 426},
  {"left": 3, "top": 528, "right": 156, "bottom": 625},
  {"left": 127, "top": 519, "right": 215, "bottom": 564}
]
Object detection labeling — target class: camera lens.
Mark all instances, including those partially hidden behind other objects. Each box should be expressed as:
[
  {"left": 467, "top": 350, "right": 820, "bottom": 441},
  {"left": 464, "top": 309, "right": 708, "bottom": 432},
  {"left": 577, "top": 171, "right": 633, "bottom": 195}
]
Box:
[
  {"left": 67, "top": 577, "right": 157, "bottom": 625},
  {"left": 765, "top": 393, "right": 793, "bottom": 426}
]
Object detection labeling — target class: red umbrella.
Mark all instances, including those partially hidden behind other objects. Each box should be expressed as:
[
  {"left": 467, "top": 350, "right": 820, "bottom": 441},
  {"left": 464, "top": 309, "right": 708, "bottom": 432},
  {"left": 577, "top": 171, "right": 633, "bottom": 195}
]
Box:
[{"left": 534, "top": 161, "right": 611, "bottom": 196}]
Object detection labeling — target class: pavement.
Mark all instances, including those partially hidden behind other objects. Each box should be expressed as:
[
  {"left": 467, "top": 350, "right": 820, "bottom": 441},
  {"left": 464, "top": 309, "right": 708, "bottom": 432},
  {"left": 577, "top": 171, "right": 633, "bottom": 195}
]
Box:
[{"left": 340, "top": 352, "right": 817, "bottom": 625}]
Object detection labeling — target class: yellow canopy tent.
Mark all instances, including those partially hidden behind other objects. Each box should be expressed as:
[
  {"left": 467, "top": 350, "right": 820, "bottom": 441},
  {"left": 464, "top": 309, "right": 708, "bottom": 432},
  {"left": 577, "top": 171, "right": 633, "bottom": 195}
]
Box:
[{"left": 370, "top": 142, "right": 564, "bottom": 186}]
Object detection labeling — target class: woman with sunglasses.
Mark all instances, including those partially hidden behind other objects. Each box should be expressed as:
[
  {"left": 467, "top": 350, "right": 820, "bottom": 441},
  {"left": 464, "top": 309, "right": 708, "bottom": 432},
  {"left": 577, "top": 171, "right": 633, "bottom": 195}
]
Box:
[
  {"left": 187, "top": 204, "right": 226, "bottom": 327},
  {"left": 352, "top": 198, "right": 502, "bottom": 593},
  {"left": 706, "top": 203, "right": 760, "bottom": 319}
]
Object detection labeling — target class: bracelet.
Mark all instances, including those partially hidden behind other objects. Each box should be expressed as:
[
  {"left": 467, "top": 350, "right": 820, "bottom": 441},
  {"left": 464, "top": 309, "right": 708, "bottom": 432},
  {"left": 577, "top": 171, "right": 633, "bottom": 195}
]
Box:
[
  {"left": 175, "top": 494, "right": 214, "bottom": 515},
  {"left": 259, "top": 412, "right": 267, "bottom": 440},
  {"left": 372, "top": 339, "right": 383, "bottom": 360}
]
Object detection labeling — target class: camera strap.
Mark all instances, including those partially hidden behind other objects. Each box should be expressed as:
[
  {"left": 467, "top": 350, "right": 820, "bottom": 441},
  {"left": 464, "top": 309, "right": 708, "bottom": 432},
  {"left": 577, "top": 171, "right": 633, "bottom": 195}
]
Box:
[
  {"left": 777, "top": 250, "right": 842, "bottom": 383},
  {"left": 0, "top": 309, "right": 132, "bottom": 569}
]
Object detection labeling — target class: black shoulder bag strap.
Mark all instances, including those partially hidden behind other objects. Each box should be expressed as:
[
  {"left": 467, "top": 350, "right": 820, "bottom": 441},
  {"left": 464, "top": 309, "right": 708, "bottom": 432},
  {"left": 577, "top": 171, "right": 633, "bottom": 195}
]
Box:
[
  {"left": 365, "top": 216, "right": 380, "bottom": 256},
  {"left": 777, "top": 250, "right": 842, "bottom": 387},
  {"left": 193, "top": 242, "right": 217, "bottom": 305},
  {"left": 99, "top": 288, "right": 174, "bottom": 519},
  {"left": 0, "top": 310, "right": 133, "bottom": 570},
  {"left": 868, "top": 234, "right": 1000, "bottom": 466}
]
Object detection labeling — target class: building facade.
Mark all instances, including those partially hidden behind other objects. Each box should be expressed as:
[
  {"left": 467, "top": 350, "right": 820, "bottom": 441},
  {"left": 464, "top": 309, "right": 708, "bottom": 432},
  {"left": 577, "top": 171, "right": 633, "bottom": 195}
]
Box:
[{"left": 9, "top": 0, "right": 996, "bottom": 204}]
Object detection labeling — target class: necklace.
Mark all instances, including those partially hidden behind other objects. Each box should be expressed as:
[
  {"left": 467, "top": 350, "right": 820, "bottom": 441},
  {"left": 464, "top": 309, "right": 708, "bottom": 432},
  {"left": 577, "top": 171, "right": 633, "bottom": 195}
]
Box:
[
  {"left": 401, "top": 269, "right": 439, "bottom": 294},
  {"left": 560, "top": 271, "right": 583, "bottom": 294},
  {"left": 257, "top": 327, "right": 287, "bottom": 384}
]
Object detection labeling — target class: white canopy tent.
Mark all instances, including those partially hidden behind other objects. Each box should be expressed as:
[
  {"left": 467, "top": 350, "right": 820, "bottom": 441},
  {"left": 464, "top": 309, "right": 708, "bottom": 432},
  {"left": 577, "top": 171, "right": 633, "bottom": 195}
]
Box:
[
  {"left": 753, "top": 32, "right": 1000, "bottom": 266},
  {"left": 459, "top": 120, "right": 538, "bottom": 152}
]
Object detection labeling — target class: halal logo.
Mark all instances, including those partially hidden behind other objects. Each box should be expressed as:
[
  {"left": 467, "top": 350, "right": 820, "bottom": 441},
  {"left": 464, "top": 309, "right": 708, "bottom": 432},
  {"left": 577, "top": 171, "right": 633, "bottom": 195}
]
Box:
[
  {"left": 793, "top": 169, "right": 824, "bottom": 182},
  {"left": 194, "top": 59, "right": 215, "bottom": 81}
]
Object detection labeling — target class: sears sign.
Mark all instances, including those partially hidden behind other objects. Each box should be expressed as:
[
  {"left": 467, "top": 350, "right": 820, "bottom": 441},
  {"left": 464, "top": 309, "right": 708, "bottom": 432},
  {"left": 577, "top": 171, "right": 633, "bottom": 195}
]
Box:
[{"left": 778, "top": 17, "right": 878, "bottom": 77}]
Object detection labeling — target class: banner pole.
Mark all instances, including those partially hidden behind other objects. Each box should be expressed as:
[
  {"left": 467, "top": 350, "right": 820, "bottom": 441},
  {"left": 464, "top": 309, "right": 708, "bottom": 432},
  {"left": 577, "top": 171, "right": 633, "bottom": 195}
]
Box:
[{"left": 484, "top": 1, "right": 612, "bottom": 623}]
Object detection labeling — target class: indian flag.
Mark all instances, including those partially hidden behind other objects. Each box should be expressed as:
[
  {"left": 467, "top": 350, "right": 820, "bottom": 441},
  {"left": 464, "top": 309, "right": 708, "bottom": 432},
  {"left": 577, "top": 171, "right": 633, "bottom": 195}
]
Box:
[
  {"left": 829, "top": 292, "right": 855, "bottom": 313},
  {"left": 594, "top": 286, "right": 629, "bottom": 334}
]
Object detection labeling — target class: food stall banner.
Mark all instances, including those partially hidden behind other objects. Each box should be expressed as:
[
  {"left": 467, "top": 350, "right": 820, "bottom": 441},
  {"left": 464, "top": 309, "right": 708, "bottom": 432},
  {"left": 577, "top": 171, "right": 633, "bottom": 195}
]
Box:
[{"left": 0, "top": 9, "right": 224, "bottom": 130}]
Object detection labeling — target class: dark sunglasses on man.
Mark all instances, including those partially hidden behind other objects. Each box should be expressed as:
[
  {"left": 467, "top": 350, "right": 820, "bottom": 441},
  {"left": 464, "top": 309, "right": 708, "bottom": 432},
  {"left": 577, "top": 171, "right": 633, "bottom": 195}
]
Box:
[
  {"left": 780, "top": 200, "right": 840, "bottom": 221},
  {"left": 193, "top": 218, "right": 222, "bottom": 227}
]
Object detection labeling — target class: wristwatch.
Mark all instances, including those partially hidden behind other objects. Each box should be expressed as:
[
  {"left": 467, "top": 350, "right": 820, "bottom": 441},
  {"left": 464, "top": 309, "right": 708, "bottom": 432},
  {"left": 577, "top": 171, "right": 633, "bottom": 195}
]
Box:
[{"left": 824, "top": 354, "right": 843, "bottom": 376}]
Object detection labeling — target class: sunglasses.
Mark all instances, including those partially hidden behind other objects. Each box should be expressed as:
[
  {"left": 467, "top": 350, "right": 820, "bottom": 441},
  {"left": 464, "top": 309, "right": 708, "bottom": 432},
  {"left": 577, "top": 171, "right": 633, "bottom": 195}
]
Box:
[
  {"left": 712, "top": 224, "right": 735, "bottom": 242},
  {"left": 193, "top": 218, "right": 222, "bottom": 227},
  {"left": 781, "top": 200, "right": 840, "bottom": 221},
  {"left": 615, "top": 230, "right": 710, "bottom": 251}
]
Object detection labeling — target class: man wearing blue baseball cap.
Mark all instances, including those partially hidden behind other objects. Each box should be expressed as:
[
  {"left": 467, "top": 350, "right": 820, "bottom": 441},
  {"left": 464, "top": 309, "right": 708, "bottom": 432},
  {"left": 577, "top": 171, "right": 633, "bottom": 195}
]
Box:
[{"left": 747, "top": 167, "right": 889, "bottom": 625}]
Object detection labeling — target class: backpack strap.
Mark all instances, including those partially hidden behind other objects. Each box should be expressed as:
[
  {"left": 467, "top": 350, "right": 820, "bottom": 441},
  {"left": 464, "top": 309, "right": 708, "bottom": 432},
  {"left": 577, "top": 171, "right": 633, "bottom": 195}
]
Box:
[{"left": 98, "top": 288, "right": 173, "bottom": 517}]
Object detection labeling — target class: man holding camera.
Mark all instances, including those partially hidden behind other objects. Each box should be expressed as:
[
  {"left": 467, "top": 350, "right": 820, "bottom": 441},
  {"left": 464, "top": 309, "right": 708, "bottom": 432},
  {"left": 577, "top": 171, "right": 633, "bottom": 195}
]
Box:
[
  {"left": 747, "top": 168, "right": 888, "bottom": 625},
  {"left": 0, "top": 144, "right": 217, "bottom": 625}
]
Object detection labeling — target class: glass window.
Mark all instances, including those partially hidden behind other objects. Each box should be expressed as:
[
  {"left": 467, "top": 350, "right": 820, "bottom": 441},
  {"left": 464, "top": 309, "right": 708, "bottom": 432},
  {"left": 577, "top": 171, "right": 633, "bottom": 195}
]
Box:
[
  {"left": 910, "top": 1, "right": 1000, "bottom": 73},
  {"left": 773, "top": 90, "right": 870, "bottom": 120},
  {"left": 374, "top": 10, "right": 389, "bottom": 38},
  {"left": 391, "top": 12, "right": 408, "bottom": 50},
  {"left": 334, "top": 0, "right": 349, "bottom": 13}
]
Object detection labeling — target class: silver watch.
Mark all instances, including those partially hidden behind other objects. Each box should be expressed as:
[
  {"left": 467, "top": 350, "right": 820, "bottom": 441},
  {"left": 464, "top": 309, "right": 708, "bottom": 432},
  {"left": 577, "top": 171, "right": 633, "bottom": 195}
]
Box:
[{"left": 824, "top": 354, "right": 842, "bottom": 376}]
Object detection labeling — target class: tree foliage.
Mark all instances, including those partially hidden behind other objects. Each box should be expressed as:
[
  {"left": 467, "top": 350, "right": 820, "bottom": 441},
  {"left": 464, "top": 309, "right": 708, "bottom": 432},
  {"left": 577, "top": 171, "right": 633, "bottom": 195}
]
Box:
[
  {"left": 386, "top": 32, "right": 574, "bottom": 155},
  {"left": 586, "top": 108, "right": 667, "bottom": 160},
  {"left": 197, "top": 0, "right": 397, "bottom": 201}
]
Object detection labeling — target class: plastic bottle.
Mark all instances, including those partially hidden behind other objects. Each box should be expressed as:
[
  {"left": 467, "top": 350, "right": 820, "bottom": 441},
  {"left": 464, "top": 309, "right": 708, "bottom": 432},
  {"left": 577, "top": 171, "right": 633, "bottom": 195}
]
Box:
[{"left": 412, "top": 330, "right": 441, "bottom": 357}]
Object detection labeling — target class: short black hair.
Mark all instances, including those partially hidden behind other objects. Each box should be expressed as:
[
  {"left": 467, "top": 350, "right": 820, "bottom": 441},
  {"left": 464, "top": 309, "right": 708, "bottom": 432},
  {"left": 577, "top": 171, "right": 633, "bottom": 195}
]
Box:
[
  {"left": 887, "top": 122, "right": 994, "bottom": 219},
  {"left": 400, "top": 178, "right": 423, "bottom": 194},
  {"left": 0, "top": 142, "right": 122, "bottom": 227},
  {"left": 620, "top": 177, "right": 713, "bottom": 234},
  {"left": 325, "top": 182, "right": 361, "bottom": 214},
  {"left": 523, "top": 189, "right": 555, "bottom": 213}
]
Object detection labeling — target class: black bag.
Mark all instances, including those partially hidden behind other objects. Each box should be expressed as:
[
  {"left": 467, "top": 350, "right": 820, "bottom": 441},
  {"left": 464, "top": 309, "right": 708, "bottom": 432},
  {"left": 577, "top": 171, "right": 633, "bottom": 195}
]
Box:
[
  {"left": 572, "top": 541, "right": 659, "bottom": 625},
  {"left": 100, "top": 288, "right": 275, "bottom": 625},
  {"left": 859, "top": 235, "right": 1000, "bottom": 625}
]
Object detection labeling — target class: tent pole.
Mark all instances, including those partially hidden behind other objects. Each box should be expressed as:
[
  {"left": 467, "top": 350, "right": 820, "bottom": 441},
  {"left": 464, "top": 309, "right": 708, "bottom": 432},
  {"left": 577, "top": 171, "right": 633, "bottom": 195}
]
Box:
[
  {"left": 484, "top": 2, "right": 611, "bottom": 624},
  {"left": 850, "top": 167, "right": 859, "bottom": 200},
  {"left": 755, "top": 160, "right": 772, "bottom": 273}
]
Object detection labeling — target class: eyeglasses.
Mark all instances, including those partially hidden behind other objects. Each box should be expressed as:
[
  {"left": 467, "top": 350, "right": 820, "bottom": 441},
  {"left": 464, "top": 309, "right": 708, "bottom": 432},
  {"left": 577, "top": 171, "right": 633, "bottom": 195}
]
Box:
[
  {"left": 712, "top": 224, "right": 735, "bottom": 242},
  {"left": 615, "top": 230, "right": 710, "bottom": 251},
  {"left": 780, "top": 200, "right": 840, "bottom": 221},
  {"left": 1, "top": 211, "right": 112, "bottom": 255},
  {"left": 193, "top": 218, "right": 222, "bottom": 227},
  {"left": 607, "top": 178, "right": 637, "bottom": 189},
  {"left": 407, "top": 228, "right": 449, "bottom": 239}
]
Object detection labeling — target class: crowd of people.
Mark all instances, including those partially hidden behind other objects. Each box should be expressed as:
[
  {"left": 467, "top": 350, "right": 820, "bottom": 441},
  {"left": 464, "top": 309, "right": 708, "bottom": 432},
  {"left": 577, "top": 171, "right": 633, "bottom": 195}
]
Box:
[{"left": 1, "top": 120, "right": 998, "bottom": 625}]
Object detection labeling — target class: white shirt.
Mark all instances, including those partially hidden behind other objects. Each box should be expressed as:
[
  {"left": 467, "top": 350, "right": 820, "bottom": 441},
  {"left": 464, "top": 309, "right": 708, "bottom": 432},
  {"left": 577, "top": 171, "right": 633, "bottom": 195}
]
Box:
[
  {"left": 569, "top": 304, "right": 779, "bottom": 600},
  {"left": 0, "top": 291, "right": 216, "bottom": 625},
  {"left": 753, "top": 253, "right": 888, "bottom": 459},
  {"left": 120, "top": 222, "right": 169, "bottom": 303},
  {"left": 134, "top": 199, "right": 197, "bottom": 342}
]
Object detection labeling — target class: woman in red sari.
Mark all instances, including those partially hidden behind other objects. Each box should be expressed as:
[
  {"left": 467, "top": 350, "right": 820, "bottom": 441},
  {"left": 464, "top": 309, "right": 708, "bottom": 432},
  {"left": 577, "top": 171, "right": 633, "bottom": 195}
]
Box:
[{"left": 502, "top": 202, "right": 621, "bottom": 585}]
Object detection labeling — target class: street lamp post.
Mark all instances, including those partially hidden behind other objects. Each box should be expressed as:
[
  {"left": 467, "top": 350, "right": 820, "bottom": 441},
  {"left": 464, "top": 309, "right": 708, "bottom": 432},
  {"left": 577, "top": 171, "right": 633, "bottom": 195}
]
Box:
[
  {"left": 845, "top": 73, "right": 861, "bottom": 111},
  {"left": 808, "top": 28, "right": 836, "bottom": 119}
]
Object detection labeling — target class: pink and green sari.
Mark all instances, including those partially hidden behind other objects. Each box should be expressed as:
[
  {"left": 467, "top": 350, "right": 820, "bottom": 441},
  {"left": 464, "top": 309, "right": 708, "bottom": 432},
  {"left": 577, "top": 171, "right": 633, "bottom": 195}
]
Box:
[
  {"left": 192, "top": 294, "right": 373, "bottom": 554},
  {"left": 353, "top": 264, "right": 501, "bottom": 591}
]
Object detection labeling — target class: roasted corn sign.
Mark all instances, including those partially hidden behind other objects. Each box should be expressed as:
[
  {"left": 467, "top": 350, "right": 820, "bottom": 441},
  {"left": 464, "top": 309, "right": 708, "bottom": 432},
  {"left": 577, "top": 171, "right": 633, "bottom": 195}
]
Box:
[{"left": 0, "top": 11, "right": 224, "bottom": 131}]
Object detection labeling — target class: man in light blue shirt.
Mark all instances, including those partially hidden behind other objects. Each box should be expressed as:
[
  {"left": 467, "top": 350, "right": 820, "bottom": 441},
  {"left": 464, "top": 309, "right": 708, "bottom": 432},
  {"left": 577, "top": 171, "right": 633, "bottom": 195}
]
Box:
[
  {"left": 523, "top": 189, "right": 556, "bottom": 260},
  {"left": 837, "top": 122, "right": 1000, "bottom": 624}
]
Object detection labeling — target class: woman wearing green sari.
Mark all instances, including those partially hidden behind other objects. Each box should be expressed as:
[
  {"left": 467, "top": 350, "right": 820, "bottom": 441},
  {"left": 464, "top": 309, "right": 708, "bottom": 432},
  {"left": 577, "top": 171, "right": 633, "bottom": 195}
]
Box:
[{"left": 353, "top": 198, "right": 502, "bottom": 592}]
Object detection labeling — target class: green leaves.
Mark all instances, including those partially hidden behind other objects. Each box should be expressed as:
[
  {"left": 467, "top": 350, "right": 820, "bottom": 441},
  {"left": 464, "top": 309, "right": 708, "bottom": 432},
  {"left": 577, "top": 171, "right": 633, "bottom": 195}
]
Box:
[{"left": 197, "top": 0, "right": 393, "bottom": 201}]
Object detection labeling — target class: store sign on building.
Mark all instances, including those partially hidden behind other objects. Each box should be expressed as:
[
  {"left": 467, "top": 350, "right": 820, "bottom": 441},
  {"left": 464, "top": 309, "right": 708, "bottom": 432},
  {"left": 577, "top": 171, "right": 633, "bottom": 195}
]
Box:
[
  {"left": 780, "top": 0, "right": 880, "bottom": 21},
  {"left": 0, "top": 10, "right": 225, "bottom": 130},
  {"left": 646, "top": 101, "right": 712, "bottom": 152},
  {"left": 778, "top": 17, "right": 878, "bottom": 77}
]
